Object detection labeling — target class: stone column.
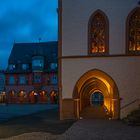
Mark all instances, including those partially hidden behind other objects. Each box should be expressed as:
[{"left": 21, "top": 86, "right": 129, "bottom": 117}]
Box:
[
  {"left": 74, "top": 99, "right": 80, "bottom": 119},
  {"left": 112, "top": 98, "right": 119, "bottom": 119}
]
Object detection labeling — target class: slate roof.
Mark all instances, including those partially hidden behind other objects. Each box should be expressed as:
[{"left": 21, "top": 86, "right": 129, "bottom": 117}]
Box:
[{"left": 6, "top": 41, "right": 58, "bottom": 73}]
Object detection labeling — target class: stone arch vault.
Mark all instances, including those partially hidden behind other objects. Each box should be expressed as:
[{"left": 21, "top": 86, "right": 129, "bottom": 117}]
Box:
[{"left": 73, "top": 69, "right": 120, "bottom": 119}]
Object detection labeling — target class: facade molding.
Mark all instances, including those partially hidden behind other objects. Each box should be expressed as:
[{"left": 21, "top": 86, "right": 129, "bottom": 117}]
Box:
[{"left": 60, "top": 54, "right": 140, "bottom": 59}]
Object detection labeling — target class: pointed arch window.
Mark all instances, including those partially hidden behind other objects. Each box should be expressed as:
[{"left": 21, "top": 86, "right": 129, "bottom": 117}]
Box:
[
  {"left": 126, "top": 7, "right": 140, "bottom": 54},
  {"left": 88, "top": 10, "right": 109, "bottom": 55}
]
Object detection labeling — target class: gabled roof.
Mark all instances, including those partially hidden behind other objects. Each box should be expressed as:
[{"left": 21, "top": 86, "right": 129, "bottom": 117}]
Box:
[
  {"left": 9, "top": 41, "right": 58, "bottom": 64},
  {"left": 6, "top": 41, "right": 58, "bottom": 73}
]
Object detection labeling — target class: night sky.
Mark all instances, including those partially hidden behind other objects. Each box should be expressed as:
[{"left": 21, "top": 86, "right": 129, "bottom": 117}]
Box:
[{"left": 0, "top": 0, "right": 58, "bottom": 70}]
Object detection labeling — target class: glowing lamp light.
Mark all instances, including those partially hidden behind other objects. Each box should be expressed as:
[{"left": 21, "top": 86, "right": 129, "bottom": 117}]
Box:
[
  {"left": 133, "top": 46, "right": 136, "bottom": 51},
  {"left": 109, "top": 117, "right": 112, "bottom": 120},
  {"left": 129, "top": 46, "right": 133, "bottom": 51},
  {"left": 137, "top": 45, "right": 140, "bottom": 51},
  {"left": 34, "top": 92, "right": 38, "bottom": 96},
  {"left": 30, "top": 91, "right": 35, "bottom": 96},
  {"left": 42, "top": 91, "right": 45, "bottom": 96}
]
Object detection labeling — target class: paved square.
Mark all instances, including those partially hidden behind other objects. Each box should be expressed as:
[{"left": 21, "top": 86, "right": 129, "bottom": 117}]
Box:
[{"left": 58, "top": 119, "right": 140, "bottom": 140}]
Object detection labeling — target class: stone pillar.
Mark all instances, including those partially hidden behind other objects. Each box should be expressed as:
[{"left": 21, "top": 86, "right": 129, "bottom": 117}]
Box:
[
  {"left": 74, "top": 99, "right": 80, "bottom": 119},
  {"left": 112, "top": 98, "right": 119, "bottom": 119}
]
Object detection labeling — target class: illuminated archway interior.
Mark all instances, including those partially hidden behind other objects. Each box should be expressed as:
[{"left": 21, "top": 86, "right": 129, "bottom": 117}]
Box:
[
  {"left": 73, "top": 69, "right": 120, "bottom": 119},
  {"left": 90, "top": 91, "right": 104, "bottom": 106}
]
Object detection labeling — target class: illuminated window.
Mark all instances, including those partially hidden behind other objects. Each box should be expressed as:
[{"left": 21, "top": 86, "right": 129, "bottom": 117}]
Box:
[
  {"left": 50, "top": 74, "right": 57, "bottom": 85},
  {"left": 50, "top": 90, "right": 58, "bottom": 104},
  {"left": 32, "top": 56, "right": 44, "bottom": 72},
  {"left": 32, "top": 60, "right": 43, "bottom": 67},
  {"left": 50, "top": 90, "right": 57, "bottom": 96},
  {"left": 40, "top": 90, "right": 47, "bottom": 96},
  {"left": 33, "top": 74, "right": 41, "bottom": 83},
  {"left": 22, "top": 64, "right": 28, "bottom": 70},
  {"left": 9, "top": 90, "right": 16, "bottom": 97},
  {"left": 88, "top": 10, "right": 109, "bottom": 55},
  {"left": 9, "top": 76, "right": 16, "bottom": 84},
  {"left": 18, "top": 90, "right": 26, "bottom": 97},
  {"left": 29, "top": 91, "right": 35, "bottom": 96},
  {"left": 8, "top": 64, "right": 16, "bottom": 70},
  {"left": 50, "top": 63, "right": 57, "bottom": 70},
  {"left": 127, "top": 8, "right": 140, "bottom": 53},
  {"left": 19, "top": 75, "right": 26, "bottom": 85}
]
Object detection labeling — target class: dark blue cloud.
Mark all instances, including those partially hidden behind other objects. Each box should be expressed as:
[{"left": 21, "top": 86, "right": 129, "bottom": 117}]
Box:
[{"left": 0, "top": 0, "right": 58, "bottom": 69}]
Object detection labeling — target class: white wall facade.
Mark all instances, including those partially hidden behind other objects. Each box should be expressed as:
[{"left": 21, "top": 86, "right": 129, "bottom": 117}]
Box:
[
  {"left": 62, "top": 0, "right": 139, "bottom": 56},
  {"left": 61, "top": 0, "right": 140, "bottom": 118}
]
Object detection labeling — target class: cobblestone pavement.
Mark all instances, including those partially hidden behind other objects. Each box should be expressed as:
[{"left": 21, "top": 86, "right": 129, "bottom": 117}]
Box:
[
  {"left": 0, "top": 116, "right": 140, "bottom": 140},
  {"left": 58, "top": 119, "right": 140, "bottom": 140},
  {"left": 0, "top": 108, "right": 74, "bottom": 139}
]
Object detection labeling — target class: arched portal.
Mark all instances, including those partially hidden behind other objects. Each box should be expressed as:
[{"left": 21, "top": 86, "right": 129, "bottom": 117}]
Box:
[
  {"left": 73, "top": 69, "right": 120, "bottom": 119},
  {"left": 39, "top": 90, "right": 48, "bottom": 103},
  {"left": 29, "top": 90, "right": 38, "bottom": 103}
]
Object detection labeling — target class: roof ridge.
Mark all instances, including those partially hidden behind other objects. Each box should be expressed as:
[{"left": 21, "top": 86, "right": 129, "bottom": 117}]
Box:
[{"left": 14, "top": 41, "right": 58, "bottom": 45}]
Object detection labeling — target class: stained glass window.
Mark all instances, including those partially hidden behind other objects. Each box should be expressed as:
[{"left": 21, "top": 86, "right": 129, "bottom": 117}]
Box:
[
  {"left": 127, "top": 8, "right": 140, "bottom": 53},
  {"left": 89, "top": 10, "right": 108, "bottom": 55}
]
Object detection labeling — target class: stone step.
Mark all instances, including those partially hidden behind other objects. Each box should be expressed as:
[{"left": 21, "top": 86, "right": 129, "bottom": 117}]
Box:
[{"left": 80, "top": 106, "right": 109, "bottom": 119}]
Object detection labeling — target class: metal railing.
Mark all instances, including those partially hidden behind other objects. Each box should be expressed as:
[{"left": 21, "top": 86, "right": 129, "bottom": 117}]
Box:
[{"left": 121, "top": 98, "right": 140, "bottom": 110}]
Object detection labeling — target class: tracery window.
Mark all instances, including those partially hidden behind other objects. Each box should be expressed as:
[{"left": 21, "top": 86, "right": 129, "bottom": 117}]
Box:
[
  {"left": 127, "top": 8, "right": 140, "bottom": 53},
  {"left": 88, "top": 10, "right": 109, "bottom": 55}
]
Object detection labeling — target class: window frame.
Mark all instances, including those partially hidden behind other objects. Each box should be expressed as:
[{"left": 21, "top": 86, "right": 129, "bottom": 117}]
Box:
[
  {"left": 8, "top": 64, "right": 16, "bottom": 70},
  {"left": 19, "top": 75, "right": 26, "bottom": 85},
  {"left": 22, "top": 64, "right": 29, "bottom": 70},
  {"left": 9, "top": 76, "right": 16, "bottom": 85},
  {"left": 88, "top": 9, "right": 109, "bottom": 56},
  {"left": 126, "top": 7, "right": 140, "bottom": 55}
]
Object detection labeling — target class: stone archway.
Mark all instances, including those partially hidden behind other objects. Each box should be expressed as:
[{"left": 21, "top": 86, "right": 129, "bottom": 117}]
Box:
[{"left": 73, "top": 69, "right": 120, "bottom": 119}]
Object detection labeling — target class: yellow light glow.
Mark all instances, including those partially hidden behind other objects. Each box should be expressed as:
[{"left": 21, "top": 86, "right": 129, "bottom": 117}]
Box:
[
  {"left": 137, "top": 46, "right": 140, "bottom": 51},
  {"left": 91, "top": 46, "right": 98, "bottom": 53},
  {"left": 98, "top": 77, "right": 111, "bottom": 93}
]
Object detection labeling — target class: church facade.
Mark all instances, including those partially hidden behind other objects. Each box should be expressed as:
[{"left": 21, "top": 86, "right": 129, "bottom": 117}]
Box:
[{"left": 58, "top": 0, "right": 140, "bottom": 120}]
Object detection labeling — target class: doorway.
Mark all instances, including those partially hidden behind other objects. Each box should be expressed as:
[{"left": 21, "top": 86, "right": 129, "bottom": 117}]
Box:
[
  {"left": 91, "top": 91, "right": 104, "bottom": 106},
  {"left": 73, "top": 69, "right": 120, "bottom": 119}
]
